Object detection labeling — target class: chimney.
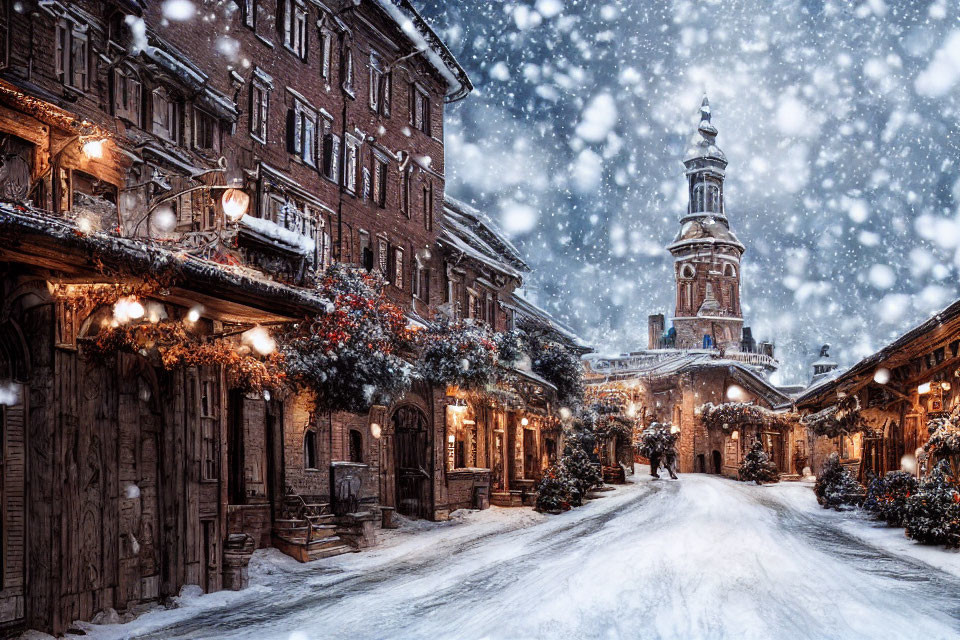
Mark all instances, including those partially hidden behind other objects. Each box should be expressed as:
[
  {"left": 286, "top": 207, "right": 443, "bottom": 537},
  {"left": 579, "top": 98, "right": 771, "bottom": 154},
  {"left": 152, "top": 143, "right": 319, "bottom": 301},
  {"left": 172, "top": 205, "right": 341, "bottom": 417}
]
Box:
[
  {"left": 648, "top": 314, "right": 665, "bottom": 349},
  {"left": 811, "top": 344, "right": 838, "bottom": 384},
  {"left": 740, "top": 327, "right": 756, "bottom": 354}
]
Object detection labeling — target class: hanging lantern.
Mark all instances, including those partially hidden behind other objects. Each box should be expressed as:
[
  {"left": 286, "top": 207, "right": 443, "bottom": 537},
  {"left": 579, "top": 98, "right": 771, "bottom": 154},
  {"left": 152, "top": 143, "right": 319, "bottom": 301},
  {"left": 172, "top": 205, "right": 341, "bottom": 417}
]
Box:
[{"left": 221, "top": 188, "right": 250, "bottom": 222}]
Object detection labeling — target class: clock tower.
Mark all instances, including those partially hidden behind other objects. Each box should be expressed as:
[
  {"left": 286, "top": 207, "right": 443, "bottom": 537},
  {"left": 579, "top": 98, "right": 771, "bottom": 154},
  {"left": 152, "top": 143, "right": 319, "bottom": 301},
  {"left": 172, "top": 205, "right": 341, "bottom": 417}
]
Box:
[{"left": 668, "top": 96, "right": 745, "bottom": 351}]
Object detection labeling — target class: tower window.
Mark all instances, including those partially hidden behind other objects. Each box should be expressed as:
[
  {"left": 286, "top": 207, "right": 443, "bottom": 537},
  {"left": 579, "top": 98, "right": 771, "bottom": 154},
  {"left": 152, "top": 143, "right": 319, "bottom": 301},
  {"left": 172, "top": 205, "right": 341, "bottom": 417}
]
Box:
[
  {"left": 723, "top": 263, "right": 736, "bottom": 277},
  {"left": 680, "top": 264, "right": 695, "bottom": 279}
]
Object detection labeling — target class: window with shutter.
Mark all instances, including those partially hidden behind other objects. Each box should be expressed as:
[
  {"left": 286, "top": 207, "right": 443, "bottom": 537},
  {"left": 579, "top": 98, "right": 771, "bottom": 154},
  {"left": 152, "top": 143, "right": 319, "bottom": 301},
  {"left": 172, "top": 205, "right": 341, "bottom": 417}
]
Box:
[
  {"left": 373, "top": 156, "right": 388, "bottom": 208},
  {"left": 323, "top": 131, "right": 341, "bottom": 183},
  {"left": 344, "top": 138, "right": 360, "bottom": 193},
  {"left": 378, "top": 238, "right": 388, "bottom": 274},
  {"left": 343, "top": 47, "right": 354, "bottom": 94},
  {"left": 320, "top": 29, "right": 332, "bottom": 80},
  {"left": 394, "top": 248, "right": 404, "bottom": 290}
]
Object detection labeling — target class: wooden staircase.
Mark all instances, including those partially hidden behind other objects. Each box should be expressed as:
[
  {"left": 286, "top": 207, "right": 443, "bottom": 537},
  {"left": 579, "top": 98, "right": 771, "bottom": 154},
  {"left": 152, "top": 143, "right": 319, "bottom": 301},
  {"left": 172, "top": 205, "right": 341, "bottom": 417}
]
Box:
[{"left": 272, "top": 492, "right": 357, "bottom": 563}]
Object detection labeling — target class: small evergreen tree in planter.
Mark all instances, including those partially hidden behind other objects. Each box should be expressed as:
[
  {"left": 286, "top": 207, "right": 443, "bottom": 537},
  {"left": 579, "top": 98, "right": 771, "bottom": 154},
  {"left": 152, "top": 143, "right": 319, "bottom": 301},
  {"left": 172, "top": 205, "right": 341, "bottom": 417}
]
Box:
[
  {"left": 416, "top": 320, "right": 499, "bottom": 390},
  {"left": 738, "top": 439, "right": 779, "bottom": 484},
  {"left": 283, "top": 265, "right": 412, "bottom": 413},
  {"left": 561, "top": 437, "right": 602, "bottom": 506},
  {"left": 863, "top": 470, "right": 919, "bottom": 527},
  {"left": 535, "top": 464, "right": 572, "bottom": 513},
  {"left": 814, "top": 453, "right": 865, "bottom": 510},
  {"left": 904, "top": 461, "right": 960, "bottom": 548}
]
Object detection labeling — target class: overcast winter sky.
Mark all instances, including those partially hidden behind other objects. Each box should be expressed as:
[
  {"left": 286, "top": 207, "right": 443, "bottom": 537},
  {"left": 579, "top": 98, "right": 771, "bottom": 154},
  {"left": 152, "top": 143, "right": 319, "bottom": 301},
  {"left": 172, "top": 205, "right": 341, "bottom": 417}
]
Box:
[{"left": 418, "top": 0, "right": 960, "bottom": 384}]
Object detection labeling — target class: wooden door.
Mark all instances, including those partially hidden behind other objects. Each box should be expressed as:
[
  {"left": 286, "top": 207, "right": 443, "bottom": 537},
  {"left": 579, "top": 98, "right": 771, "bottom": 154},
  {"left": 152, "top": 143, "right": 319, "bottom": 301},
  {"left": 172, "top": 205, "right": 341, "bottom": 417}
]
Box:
[
  {"left": 393, "top": 407, "right": 430, "bottom": 519},
  {"left": 523, "top": 429, "right": 536, "bottom": 478},
  {"left": 762, "top": 431, "right": 785, "bottom": 471}
]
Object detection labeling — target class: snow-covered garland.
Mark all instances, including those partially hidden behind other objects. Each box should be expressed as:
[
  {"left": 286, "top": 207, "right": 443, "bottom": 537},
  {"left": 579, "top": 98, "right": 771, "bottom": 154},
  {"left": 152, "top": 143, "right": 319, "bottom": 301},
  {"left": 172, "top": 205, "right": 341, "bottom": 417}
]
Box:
[
  {"left": 699, "top": 402, "right": 791, "bottom": 433},
  {"left": 281, "top": 265, "right": 413, "bottom": 414},
  {"left": 527, "top": 335, "right": 585, "bottom": 408},
  {"left": 801, "top": 395, "right": 867, "bottom": 438}
]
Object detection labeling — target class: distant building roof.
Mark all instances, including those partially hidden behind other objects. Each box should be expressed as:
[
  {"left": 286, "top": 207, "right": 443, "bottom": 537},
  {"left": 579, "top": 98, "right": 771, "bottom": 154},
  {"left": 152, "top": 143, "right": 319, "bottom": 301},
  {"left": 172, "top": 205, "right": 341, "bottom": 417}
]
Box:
[
  {"left": 584, "top": 349, "right": 792, "bottom": 409},
  {"left": 506, "top": 293, "right": 592, "bottom": 353},
  {"left": 795, "top": 296, "right": 960, "bottom": 407},
  {"left": 440, "top": 197, "right": 529, "bottom": 279}
]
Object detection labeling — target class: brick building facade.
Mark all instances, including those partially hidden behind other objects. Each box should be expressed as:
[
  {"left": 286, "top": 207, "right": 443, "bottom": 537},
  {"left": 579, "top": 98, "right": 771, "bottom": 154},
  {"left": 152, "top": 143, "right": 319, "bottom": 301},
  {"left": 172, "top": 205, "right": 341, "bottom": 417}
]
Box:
[{"left": 0, "top": 0, "right": 490, "bottom": 634}]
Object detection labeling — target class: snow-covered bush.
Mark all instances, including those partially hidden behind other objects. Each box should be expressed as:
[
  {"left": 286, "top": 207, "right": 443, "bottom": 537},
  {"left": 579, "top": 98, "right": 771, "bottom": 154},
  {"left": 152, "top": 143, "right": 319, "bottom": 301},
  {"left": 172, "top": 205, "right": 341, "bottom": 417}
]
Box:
[
  {"left": 738, "top": 439, "right": 779, "bottom": 484},
  {"left": 904, "top": 461, "right": 960, "bottom": 548},
  {"left": 814, "top": 453, "right": 864, "bottom": 510},
  {"left": 863, "top": 470, "right": 919, "bottom": 527},
  {"left": 416, "top": 320, "right": 499, "bottom": 389},
  {"left": 283, "top": 265, "right": 411, "bottom": 413},
  {"left": 494, "top": 328, "right": 527, "bottom": 367},
  {"left": 534, "top": 464, "right": 572, "bottom": 513},
  {"left": 529, "top": 337, "right": 584, "bottom": 407},
  {"left": 638, "top": 422, "right": 678, "bottom": 460}
]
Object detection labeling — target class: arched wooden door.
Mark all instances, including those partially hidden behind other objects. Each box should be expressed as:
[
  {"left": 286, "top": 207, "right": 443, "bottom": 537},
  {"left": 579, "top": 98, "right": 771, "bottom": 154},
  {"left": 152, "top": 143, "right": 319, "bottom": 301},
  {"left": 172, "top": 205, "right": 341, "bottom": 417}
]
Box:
[{"left": 393, "top": 406, "right": 431, "bottom": 519}]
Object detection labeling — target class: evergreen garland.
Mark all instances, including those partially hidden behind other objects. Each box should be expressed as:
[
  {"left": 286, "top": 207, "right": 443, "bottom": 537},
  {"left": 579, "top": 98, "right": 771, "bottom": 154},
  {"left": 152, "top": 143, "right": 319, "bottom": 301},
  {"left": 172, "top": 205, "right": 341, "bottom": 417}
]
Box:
[
  {"left": 803, "top": 395, "right": 867, "bottom": 438},
  {"left": 527, "top": 335, "right": 584, "bottom": 408},
  {"left": 904, "top": 461, "right": 960, "bottom": 548},
  {"left": 814, "top": 453, "right": 864, "bottom": 510},
  {"left": 738, "top": 439, "right": 779, "bottom": 484}
]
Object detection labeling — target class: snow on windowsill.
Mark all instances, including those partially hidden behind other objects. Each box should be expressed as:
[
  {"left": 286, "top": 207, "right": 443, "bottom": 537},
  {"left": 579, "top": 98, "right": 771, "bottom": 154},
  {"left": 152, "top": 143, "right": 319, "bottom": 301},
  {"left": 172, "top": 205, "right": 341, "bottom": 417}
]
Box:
[{"left": 239, "top": 214, "right": 315, "bottom": 256}]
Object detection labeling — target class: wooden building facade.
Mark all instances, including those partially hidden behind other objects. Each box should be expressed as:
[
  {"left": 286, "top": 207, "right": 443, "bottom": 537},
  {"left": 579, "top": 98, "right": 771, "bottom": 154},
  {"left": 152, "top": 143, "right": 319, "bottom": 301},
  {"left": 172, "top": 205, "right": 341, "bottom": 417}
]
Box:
[{"left": 795, "top": 298, "right": 960, "bottom": 481}]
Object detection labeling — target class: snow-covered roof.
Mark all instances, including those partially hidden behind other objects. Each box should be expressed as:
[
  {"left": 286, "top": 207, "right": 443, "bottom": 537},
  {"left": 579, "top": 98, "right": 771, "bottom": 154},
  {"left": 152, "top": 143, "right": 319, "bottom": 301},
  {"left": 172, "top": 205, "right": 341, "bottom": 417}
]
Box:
[
  {"left": 440, "top": 197, "right": 528, "bottom": 279},
  {"left": 0, "top": 203, "right": 330, "bottom": 319},
  {"left": 506, "top": 293, "right": 592, "bottom": 352},
  {"left": 370, "top": 0, "right": 473, "bottom": 102},
  {"left": 668, "top": 216, "right": 744, "bottom": 253},
  {"left": 795, "top": 295, "right": 960, "bottom": 407},
  {"left": 141, "top": 34, "right": 239, "bottom": 122},
  {"left": 584, "top": 349, "right": 792, "bottom": 408}
]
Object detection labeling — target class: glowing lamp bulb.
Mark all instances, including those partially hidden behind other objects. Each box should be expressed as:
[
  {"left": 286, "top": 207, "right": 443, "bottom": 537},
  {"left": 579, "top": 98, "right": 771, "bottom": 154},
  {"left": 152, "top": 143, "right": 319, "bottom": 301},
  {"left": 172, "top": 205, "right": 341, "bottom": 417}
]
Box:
[
  {"left": 186, "top": 308, "right": 201, "bottom": 323},
  {"left": 670, "top": 425, "right": 681, "bottom": 434},
  {"left": 370, "top": 423, "right": 382, "bottom": 439},
  {"left": 127, "top": 300, "right": 145, "bottom": 320},
  {"left": 82, "top": 139, "right": 105, "bottom": 159},
  {"left": 221, "top": 188, "right": 250, "bottom": 222},
  {"left": 520, "top": 417, "right": 529, "bottom": 426},
  {"left": 448, "top": 434, "right": 456, "bottom": 443},
  {"left": 731, "top": 430, "right": 739, "bottom": 441},
  {"left": 942, "top": 382, "right": 952, "bottom": 392},
  {"left": 918, "top": 382, "right": 932, "bottom": 395},
  {"left": 873, "top": 368, "right": 891, "bottom": 385},
  {"left": 243, "top": 326, "right": 276, "bottom": 356}
]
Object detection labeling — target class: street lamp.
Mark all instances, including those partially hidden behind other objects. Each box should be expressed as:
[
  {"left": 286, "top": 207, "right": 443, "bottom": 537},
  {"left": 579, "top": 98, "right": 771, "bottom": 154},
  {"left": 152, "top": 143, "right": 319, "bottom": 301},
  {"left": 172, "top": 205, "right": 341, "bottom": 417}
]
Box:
[{"left": 221, "top": 187, "right": 250, "bottom": 222}]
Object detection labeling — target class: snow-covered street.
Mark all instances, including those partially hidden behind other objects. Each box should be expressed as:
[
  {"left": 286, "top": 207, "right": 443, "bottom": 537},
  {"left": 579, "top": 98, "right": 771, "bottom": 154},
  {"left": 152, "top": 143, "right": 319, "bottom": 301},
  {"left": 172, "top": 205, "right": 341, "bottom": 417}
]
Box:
[{"left": 58, "top": 470, "right": 960, "bottom": 640}]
